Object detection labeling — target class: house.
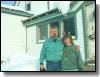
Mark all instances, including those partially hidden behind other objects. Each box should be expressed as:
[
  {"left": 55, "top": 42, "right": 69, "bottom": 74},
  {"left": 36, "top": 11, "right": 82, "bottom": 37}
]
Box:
[
  {"left": 22, "top": 1, "right": 95, "bottom": 71},
  {"left": 1, "top": 1, "right": 95, "bottom": 71}
]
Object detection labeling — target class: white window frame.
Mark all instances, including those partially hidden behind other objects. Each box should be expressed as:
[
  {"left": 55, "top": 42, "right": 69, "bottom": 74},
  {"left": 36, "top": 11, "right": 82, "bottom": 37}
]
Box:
[{"left": 37, "top": 24, "right": 48, "bottom": 43}]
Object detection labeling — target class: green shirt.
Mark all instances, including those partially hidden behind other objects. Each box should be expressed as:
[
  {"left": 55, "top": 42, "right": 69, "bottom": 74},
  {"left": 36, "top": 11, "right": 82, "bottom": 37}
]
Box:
[
  {"left": 61, "top": 44, "right": 83, "bottom": 71},
  {"left": 40, "top": 37, "right": 63, "bottom": 64}
]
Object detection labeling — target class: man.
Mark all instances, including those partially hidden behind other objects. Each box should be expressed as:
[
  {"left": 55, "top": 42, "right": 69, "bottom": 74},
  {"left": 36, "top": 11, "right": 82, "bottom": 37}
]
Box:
[{"left": 40, "top": 26, "right": 80, "bottom": 71}]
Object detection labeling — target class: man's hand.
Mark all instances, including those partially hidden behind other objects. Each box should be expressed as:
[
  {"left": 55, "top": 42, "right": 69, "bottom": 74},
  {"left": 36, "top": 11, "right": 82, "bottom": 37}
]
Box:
[
  {"left": 40, "top": 64, "right": 46, "bottom": 71},
  {"left": 40, "top": 64, "right": 44, "bottom": 70}
]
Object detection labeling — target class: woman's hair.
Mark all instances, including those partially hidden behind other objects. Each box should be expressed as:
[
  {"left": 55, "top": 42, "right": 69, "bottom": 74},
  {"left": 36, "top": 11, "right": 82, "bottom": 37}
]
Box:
[{"left": 62, "top": 33, "right": 74, "bottom": 45}]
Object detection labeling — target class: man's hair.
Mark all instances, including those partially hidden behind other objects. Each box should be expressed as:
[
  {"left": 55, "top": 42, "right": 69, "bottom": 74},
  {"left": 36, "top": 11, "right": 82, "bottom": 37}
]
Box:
[
  {"left": 62, "top": 33, "right": 74, "bottom": 45},
  {"left": 51, "top": 26, "right": 58, "bottom": 30}
]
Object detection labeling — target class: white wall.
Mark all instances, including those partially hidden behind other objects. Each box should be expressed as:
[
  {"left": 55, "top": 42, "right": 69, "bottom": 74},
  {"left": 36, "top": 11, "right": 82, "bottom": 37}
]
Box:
[
  {"left": 1, "top": 13, "right": 27, "bottom": 60},
  {"left": 27, "top": 25, "right": 43, "bottom": 58},
  {"left": 75, "top": 9, "right": 85, "bottom": 61},
  {"left": 49, "top": 1, "right": 55, "bottom": 10},
  {"left": 27, "top": 26, "right": 43, "bottom": 70},
  {"left": 31, "top": 1, "right": 48, "bottom": 15},
  {"left": 16, "top": 1, "right": 26, "bottom": 11}
]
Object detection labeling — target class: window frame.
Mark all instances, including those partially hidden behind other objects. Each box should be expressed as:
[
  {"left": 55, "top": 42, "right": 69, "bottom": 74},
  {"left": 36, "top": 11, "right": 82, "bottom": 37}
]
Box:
[
  {"left": 36, "top": 13, "right": 77, "bottom": 43},
  {"left": 61, "top": 15, "right": 78, "bottom": 40}
]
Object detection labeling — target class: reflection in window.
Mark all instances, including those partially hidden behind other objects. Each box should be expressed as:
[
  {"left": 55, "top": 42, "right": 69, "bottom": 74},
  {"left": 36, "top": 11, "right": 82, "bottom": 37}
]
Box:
[
  {"left": 26, "top": 1, "right": 31, "bottom": 11},
  {"left": 63, "top": 17, "right": 76, "bottom": 37},
  {"left": 37, "top": 24, "right": 48, "bottom": 42}
]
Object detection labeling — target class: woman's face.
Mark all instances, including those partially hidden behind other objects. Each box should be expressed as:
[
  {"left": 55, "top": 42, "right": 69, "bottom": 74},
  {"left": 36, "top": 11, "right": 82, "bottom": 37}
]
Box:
[{"left": 64, "top": 38, "right": 71, "bottom": 45}]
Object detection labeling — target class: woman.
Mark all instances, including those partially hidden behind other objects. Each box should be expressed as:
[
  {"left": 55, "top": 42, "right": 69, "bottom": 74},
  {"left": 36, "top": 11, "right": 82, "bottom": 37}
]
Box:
[{"left": 61, "top": 33, "right": 83, "bottom": 71}]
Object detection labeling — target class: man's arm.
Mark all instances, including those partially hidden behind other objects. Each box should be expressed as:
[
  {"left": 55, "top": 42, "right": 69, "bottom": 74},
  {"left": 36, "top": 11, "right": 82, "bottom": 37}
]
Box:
[{"left": 40, "top": 41, "right": 47, "bottom": 69}]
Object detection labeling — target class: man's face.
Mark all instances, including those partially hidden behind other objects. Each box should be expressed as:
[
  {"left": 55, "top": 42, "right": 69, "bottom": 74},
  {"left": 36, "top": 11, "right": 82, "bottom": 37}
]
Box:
[{"left": 50, "top": 28, "right": 58, "bottom": 39}]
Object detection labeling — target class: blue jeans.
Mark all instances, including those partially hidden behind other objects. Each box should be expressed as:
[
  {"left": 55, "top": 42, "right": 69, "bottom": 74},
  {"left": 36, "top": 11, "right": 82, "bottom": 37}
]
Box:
[{"left": 46, "top": 60, "right": 61, "bottom": 71}]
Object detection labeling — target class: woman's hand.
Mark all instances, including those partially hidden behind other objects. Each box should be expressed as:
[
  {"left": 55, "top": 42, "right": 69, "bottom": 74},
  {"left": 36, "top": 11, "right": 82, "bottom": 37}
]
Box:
[{"left": 76, "top": 45, "right": 80, "bottom": 51}]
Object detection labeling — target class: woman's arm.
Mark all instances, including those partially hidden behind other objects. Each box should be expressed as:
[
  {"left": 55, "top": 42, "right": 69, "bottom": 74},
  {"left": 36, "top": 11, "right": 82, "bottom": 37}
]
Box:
[{"left": 75, "top": 46, "right": 83, "bottom": 71}]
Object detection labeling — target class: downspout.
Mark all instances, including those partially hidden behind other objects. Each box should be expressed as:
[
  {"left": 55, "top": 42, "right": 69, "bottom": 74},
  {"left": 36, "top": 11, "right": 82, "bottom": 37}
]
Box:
[
  {"left": 26, "top": 26, "right": 27, "bottom": 53},
  {"left": 47, "top": 1, "right": 50, "bottom": 10},
  {"left": 18, "top": 1, "right": 20, "bottom": 6},
  {"left": 25, "top": 1, "right": 27, "bottom": 11},
  {"left": 21, "top": 20, "right": 27, "bottom": 53},
  {"left": 25, "top": 2, "right": 27, "bottom": 53}
]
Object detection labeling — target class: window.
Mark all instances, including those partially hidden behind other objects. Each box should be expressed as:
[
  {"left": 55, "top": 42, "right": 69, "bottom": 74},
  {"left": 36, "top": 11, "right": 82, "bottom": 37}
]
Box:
[
  {"left": 37, "top": 24, "right": 48, "bottom": 43},
  {"left": 26, "top": 1, "right": 31, "bottom": 11},
  {"left": 48, "top": 21, "right": 60, "bottom": 37},
  {"left": 70, "top": 1, "right": 74, "bottom": 4},
  {"left": 62, "top": 17, "right": 77, "bottom": 39}
]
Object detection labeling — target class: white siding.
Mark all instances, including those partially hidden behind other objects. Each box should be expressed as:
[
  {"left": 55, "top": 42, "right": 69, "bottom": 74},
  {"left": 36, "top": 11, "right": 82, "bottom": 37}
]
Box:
[
  {"left": 49, "top": 1, "right": 55, "bottom": 10},
  {"left": 27, "top": 26, "right": 43, "bottom": 70},
  {"left": 31, "top": 1, "right": 48, "bottom": 15},
  {"left": 27, "top": 26, "right": 43, "bottom": 57},
  {"left": 1, "top": 13, "right": 26, "bottom": 60},
  {"left": 16, "top": 1, "right": 26, "bottom": 10},
  {"left": 75, "top": 9, "right": 85, "bottom": 61}
]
